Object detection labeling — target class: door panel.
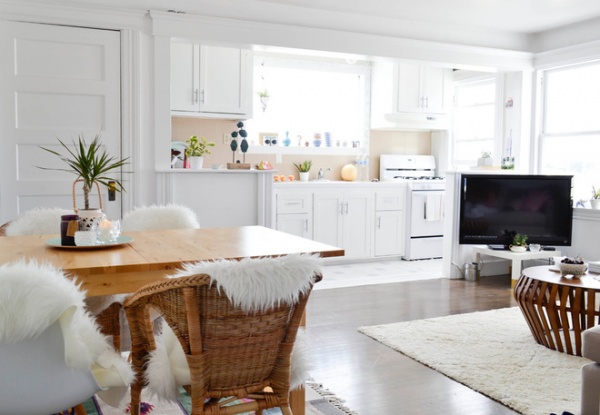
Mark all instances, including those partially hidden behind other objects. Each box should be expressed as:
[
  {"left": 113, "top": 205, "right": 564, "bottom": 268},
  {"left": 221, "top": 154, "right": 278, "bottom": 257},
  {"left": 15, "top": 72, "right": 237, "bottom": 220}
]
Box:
[
  {"left": 410, "top": 190, "right": 445, "bottom": 237},
  {"left": 0, "top": 21, "right": 122, "bottom": 223}
]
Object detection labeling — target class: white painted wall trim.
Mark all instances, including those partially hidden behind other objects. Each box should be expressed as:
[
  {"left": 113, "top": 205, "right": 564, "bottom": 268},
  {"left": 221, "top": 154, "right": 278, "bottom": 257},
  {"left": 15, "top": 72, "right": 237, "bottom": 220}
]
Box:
[
  {"left": 0, "top": 0, "right": 146, "bottom": 30},
  {"left": 150, "top": 11, "right": 533, "bottom": 71},
  {"left": 534, "top": 39, "right": 600, "bottom": 70}
]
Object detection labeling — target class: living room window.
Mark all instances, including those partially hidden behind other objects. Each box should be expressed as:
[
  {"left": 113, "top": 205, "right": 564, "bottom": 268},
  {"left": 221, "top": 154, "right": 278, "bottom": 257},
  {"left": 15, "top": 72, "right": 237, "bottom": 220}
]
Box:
[
  {"left": 245, "top": 53, "right": 370, "bottom": 150},
  {"left": 451, "top": 77, "right": 496, "bottom": 168},
  {"left": 540, "top": 62, "right": 600, "bottom": 204}
]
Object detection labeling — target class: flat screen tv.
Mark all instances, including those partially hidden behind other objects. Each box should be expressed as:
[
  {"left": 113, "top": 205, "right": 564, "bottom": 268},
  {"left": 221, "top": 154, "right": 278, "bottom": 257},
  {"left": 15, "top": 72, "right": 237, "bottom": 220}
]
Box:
[{"left": 459, "top": 174, "right": 573, "bottom": 248}]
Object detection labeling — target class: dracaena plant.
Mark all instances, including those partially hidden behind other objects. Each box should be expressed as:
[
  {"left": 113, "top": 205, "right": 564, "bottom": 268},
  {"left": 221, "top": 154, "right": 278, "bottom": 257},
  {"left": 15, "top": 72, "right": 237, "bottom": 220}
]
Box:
[{"left": 38, "top": 133, "right": 129, "bottom": 210}]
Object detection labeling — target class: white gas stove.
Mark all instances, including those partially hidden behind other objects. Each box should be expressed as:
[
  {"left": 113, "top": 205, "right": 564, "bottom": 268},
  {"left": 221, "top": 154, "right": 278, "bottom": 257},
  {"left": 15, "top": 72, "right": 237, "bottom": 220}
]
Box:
[{"left": 380, "top": 154, "right": 446, "bottom": 260}]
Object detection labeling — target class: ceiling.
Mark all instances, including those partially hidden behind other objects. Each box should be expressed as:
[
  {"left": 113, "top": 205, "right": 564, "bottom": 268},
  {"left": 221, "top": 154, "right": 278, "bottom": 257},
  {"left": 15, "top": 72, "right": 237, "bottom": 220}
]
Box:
[{"left": 254, "top": 0, "right": 600, "bottom": 35}]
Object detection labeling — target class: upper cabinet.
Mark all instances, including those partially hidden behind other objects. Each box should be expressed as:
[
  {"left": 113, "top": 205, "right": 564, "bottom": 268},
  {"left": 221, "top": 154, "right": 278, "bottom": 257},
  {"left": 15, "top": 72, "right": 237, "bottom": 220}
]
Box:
[
  {"left": 371, "top": 61, "right": 452, "bottom": 130},
  {"left": 171, "top": 42, "right": 253, "bottom": 119}
]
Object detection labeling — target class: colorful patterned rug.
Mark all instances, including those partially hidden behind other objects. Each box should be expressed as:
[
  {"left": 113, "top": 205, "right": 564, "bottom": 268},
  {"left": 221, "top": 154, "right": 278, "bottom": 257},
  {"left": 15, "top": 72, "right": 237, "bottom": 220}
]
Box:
[{"left": 71, "top": 381, "right": 355, "bottom": 415}]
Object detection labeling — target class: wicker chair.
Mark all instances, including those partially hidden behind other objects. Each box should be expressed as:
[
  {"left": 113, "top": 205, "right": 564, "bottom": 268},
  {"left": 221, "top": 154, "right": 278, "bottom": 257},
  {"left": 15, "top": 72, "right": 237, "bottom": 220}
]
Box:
[{"left": 123, "top": 255, "right": 321, "bottom": 415}]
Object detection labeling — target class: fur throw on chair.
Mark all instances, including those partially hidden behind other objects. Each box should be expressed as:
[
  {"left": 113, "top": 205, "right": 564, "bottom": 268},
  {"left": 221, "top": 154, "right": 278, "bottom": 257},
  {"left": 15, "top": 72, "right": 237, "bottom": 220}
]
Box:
[
  {"left": 145, "top": 254, "right": 321, "bottom": 401},
  {"left": 122, "top": 204, "right": 200, "bottom": 232},
  {"left": 5, "top": 207, "right": 72, "bottom": 236},
  {"left": 0, "top": 260, "right": 134, "bottom": 386}
]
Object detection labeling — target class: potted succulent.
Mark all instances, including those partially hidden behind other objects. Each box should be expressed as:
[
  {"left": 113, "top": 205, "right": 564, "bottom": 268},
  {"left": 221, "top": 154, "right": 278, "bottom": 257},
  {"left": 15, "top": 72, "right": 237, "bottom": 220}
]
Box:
[
  {"left": 510, "top": 233, "right": 528, "bottom": 252},
  {"left": 294, "top": 160, "right": 312, "bottom": 182},
  {"left": 185, "top": 135, "right": 215, "bottom": 169},
  {"left": 39, "top": 133, "right": 129, "bottom": 229},
  {"left": 591, "top": 186, "right": 600, "bottom": 209}
]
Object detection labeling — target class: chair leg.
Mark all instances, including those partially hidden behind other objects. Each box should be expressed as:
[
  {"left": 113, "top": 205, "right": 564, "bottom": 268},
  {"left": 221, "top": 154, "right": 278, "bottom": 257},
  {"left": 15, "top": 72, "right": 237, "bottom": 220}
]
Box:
[
  {"left": 129, "top": 383, "right": 143, "bottom": 415},
  {"left": 280, "top": 405, "right": 293, "bottom": 415},
  {"left": 581, "top": 363, "right": 600, "bottom": 415}
]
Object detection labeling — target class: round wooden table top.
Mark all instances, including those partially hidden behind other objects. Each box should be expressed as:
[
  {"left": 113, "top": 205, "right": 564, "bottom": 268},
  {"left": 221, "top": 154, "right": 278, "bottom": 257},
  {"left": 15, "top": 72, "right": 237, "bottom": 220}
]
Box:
[{"left": 522, "top": 265, "right": 600, "bottom": 290}]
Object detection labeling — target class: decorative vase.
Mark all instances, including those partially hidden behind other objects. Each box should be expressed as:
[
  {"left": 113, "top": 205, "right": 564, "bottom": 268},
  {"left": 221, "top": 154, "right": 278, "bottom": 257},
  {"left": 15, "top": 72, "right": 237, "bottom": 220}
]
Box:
[
  {"left": 188, "top": 156, "right": 204, "bottom": 169},
  {"left": 591, "top": 199, "right": 600, "bottom": 209},
  {"left": 299, "top": 172, "right": 310, "bottom": 182},
  {"left": 77, "top": 208, "right": 104, "bottom": 231}
]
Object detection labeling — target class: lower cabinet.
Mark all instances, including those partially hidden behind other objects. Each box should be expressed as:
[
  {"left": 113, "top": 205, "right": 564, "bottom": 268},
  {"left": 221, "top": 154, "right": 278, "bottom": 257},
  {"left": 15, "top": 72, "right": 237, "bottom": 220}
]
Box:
[
  {"left": 275, "top": 189, "right": 312, "bottom": 239},
  {"left": 273, "top": 183, "right": 405, "bottom": 261},
  {"left": 374, "top": 189, "right": 406, "bottom": 257},
  {"left": 313, "top": 190, "right": 373, "bottom": 259}
]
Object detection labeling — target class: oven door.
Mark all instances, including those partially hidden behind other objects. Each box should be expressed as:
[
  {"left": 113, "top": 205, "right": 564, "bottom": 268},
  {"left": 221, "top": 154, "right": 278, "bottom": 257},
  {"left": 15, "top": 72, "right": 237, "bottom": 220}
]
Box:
[{"left": 409, "top": 190, "right": 445, "bottom": 237}]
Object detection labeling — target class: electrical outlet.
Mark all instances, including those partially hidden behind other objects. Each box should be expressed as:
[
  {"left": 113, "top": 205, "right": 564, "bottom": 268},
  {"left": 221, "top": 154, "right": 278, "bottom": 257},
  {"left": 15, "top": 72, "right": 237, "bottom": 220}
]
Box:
[{"left": 223, "top": 133, "right": 232, "bottom": 145}]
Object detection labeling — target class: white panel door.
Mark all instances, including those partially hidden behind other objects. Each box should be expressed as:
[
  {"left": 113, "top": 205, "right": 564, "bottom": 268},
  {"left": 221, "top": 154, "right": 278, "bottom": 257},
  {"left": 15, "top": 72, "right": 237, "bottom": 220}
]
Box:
[{"left": 0, "top": 21, "right": 122, "bottom": 224}]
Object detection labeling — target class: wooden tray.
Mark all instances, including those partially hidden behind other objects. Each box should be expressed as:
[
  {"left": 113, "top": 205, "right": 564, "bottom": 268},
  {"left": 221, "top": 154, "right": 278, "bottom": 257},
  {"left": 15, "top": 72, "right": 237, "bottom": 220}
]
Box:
[{"left": 227, "top": 162, "right": 251, "bottom": 170}]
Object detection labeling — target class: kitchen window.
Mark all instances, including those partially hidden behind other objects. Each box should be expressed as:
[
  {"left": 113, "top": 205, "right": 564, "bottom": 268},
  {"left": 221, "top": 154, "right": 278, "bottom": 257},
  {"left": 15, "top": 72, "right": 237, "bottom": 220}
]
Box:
[
  {"left": 451, "top": 77, "right": 496, "bottom": 168},
  {"left": 540, "top": 62, "right": 600, "bottom": 204},
  {"left": 245, "top": 53, "right": 370, "bottom": 151}
]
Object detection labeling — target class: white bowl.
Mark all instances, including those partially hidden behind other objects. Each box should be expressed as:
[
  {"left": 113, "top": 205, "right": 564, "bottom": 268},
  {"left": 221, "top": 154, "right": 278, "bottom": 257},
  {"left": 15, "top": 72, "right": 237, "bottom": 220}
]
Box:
[
  {"left": 509, "top": 245, "right": 527, "bottom": 253},
  {"left": 559, "top": 262, "right": 588, "bottom": 277}
]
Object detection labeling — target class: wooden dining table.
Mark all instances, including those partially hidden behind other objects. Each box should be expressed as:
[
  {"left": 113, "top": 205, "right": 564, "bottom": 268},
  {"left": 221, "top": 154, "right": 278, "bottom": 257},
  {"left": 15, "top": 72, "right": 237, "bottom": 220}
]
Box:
[{"left": 0, "top": 225, "right": 344, "bottom": 415}]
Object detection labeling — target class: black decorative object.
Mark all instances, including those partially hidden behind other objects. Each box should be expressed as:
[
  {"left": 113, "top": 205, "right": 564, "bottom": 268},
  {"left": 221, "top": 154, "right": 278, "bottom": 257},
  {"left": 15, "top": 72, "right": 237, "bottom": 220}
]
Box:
[{"left": 227, "top": 121, "right": 251, "bottom": 169}]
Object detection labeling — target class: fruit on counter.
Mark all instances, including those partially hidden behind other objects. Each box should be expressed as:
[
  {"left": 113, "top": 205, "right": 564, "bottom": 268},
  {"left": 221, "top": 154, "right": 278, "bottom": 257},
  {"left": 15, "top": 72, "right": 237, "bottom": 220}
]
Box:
[
  {"left": 341, "top": 164, "right": 357, "bottom": 181},
  {"left": 561, "top": 256, "right": 585, "bottom": 264},
  {"left": 256, "top": 160, "right": 273, "bottom": 170}
]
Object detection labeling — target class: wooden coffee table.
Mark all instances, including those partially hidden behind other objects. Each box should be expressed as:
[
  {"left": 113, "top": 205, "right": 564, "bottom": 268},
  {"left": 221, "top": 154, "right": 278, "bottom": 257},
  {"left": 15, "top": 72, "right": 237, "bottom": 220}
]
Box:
[{"left": 514, "top": 265, "right": 600, "bottom": 356}]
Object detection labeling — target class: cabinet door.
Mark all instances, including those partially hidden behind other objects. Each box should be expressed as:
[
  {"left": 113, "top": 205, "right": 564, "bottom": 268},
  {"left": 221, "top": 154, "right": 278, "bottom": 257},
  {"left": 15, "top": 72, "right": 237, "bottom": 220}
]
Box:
[
  {"left": 421, "top": 66, "right": 449, "bottom": 114},
  {"left": 343, "top": 193, "right": 373, "bottom": 258},
  {"left": 375, "top": 210, "right": 405, "bottom": 257},
  {"left": 199, "top": 46, "right": 252, "bottom": 116},
  {"left": 171, "top": 42, "right": 199, "bottom": 112},
  {"left": 395, "top": 63, "right": 422, "bottom": 113},
  {"left": 276, "top": 213, "right": 312, "bottom": 239},
  {"left": 313, "top": 192, "right": 344, "bottom": 248}
]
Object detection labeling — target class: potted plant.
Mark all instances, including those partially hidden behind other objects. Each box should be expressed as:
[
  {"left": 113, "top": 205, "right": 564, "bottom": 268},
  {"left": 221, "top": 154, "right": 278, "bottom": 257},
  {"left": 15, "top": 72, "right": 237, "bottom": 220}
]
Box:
[
  {"left": 185, "top": 135, "right": 215, "bottom": 169},
  {"left": 591, "top": 186, "right": 600, "bottom": 209},
  {"left": 257, "top": 90, "right": 269, "bottom": 112},
  {"left": 294, "top": 160, "right": 312, "bottom": 182},
  {"left": 39, "top": 133, "right": 129, "bottom": 229},
  {"left": 510, "top": 233, "right": 528, "bottom": 252}
]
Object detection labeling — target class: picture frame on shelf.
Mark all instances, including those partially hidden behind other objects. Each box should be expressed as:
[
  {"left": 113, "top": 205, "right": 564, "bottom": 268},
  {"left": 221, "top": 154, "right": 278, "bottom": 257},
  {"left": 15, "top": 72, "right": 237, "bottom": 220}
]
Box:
[{"left": 259, "top": 132, "right": 278, "bottom": 146}]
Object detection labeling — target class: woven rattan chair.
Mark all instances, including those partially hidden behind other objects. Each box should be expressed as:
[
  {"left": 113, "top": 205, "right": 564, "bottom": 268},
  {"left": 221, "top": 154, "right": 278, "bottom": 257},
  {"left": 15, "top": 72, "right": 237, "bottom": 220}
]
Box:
[{"left": 123, "top": 255, "right": 321, "bottom": 415}]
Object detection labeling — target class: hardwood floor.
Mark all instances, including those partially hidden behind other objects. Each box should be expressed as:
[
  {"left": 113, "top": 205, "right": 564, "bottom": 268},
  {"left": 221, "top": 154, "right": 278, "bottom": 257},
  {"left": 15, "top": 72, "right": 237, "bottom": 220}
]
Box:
[{"left": 305, "top": 274, "right": 520, "bottom": 415}]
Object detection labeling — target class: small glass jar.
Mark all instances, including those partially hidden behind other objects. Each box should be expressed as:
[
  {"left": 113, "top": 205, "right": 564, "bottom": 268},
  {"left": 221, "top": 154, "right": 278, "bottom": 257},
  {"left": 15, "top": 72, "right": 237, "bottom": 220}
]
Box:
[{"left": 60, "top": 214, "right": 79, "bottom": 246}]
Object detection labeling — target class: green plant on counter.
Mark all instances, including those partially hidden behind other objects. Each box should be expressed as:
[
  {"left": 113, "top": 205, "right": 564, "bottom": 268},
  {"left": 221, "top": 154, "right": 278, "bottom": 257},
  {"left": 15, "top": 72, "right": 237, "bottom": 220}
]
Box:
[
  {"left": 185, "top": 135, "right": 215, "bottom": 157},
  {"left": 592, "top": 186, "right": 600, "bottom": 200},
  {"left": 512, "top": 233, "right": 528, "bottom": 246},
  {"left": 294, "top": 160, "right": 312, "bottom": 172}
]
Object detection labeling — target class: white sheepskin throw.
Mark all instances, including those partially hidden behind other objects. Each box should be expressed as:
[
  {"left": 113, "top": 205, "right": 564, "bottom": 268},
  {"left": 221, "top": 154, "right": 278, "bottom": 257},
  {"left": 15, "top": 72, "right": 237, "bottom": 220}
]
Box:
[
  {"left": 145, "top": 254, "right": 321, "bottom": 401},
  {"left": 175, "top": 253, "right": 322, "bottom": 312},
  {"left": 122, "top": 204, "right": 200, "bottom": 232},
  {"left": 5, "top": 207, "right": 72, "bottom": 236},
  {"left": 0, "top": 260, "right": 134, "bottom": 387}
]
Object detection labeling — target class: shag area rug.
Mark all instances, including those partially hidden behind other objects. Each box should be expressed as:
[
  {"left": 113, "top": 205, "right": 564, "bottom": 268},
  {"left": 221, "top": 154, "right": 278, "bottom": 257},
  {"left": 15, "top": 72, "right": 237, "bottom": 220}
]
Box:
[
  {"left": 80, "top": 381, "right": 355, "bottom": 415},
  {"left": 358, "top": 307, "right": 589, "bottom": 415}
]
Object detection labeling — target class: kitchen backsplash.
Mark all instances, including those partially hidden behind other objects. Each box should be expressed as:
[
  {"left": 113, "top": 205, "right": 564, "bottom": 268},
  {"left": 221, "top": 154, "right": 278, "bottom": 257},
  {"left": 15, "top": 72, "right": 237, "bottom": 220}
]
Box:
[{"left": 171, "top": 117, "right": 432, "bottom": 180}]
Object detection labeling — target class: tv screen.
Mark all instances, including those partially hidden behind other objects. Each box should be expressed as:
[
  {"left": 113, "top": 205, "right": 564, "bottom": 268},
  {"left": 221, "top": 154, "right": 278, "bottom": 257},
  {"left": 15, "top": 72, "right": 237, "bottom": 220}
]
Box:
[{"left": 459, "top": 174, "right": 573, "bottom": 247}]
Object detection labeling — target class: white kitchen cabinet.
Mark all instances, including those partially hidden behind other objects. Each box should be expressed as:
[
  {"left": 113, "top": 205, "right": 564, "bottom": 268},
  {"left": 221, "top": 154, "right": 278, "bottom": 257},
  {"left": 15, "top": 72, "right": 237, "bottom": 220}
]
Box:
[
  {"left": 170, "top": 42, "right": 253, "bottom": 118},
  {"left": 370, "top": 61, "right": 451, "bottom": 130},
  {"left": 275, "top": 190, "right": 312, "bottom": 239},
  {"left": 395, "top": 63, "right": 451, "bottom": 114},
  {"left": 313, "top": 190, "right": 373, "bottom": 259},
  {"left": 374, "top": 190, "right": 406, "bottom": 257}
]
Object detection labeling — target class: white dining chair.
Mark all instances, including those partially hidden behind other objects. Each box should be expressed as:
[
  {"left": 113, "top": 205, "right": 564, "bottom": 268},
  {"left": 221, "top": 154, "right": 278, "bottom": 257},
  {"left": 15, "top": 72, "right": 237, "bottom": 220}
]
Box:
[
  {"left": 0, "top": 260, "right": 134, "bottom": 414},
  {"left": 121, "top": 204, "right": 200, "bottom": 232},
  {"left": 3, "top": 206, "right": 72, "bottom": 236}
]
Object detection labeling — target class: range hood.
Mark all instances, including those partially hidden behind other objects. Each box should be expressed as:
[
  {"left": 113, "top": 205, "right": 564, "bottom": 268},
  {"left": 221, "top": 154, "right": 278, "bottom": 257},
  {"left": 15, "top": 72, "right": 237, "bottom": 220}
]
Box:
[{"left": 371, "top": 112, "right": 450, "bottom": 131}]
